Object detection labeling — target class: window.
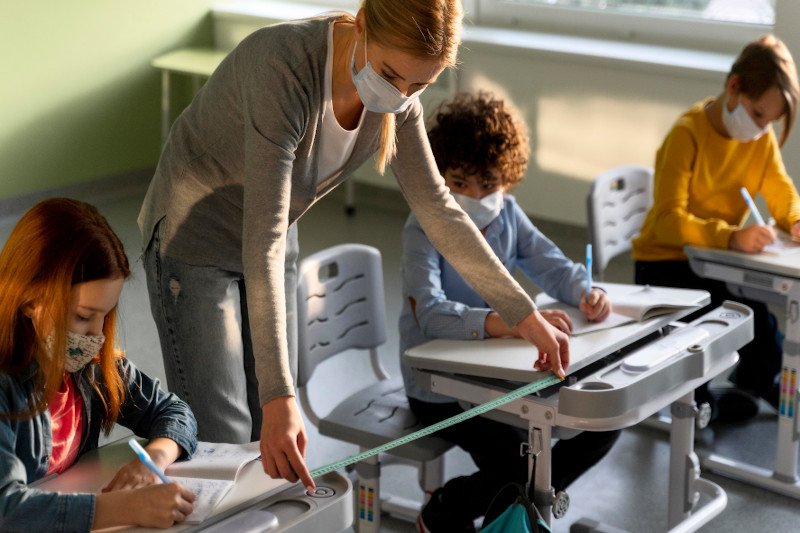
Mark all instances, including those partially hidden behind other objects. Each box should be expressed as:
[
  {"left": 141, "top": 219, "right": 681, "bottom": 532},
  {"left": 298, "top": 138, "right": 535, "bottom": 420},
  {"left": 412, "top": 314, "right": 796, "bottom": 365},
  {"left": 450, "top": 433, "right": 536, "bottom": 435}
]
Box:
[{"left": 476, "top": 0, "right": 775, "bottom": 51}]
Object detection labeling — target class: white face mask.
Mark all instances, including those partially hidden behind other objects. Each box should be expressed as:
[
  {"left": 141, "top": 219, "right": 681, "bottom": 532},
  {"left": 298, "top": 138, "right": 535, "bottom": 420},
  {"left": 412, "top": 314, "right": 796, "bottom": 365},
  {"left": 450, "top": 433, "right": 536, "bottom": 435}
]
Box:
[
  {"left": 46, "top": 331, "right": 106, "bottom": 373},
  {"left": 452, "top": 190, "right": 504, "bottom": 229},
  {"left": 721, "top": 93, "right": 769, "bottom": 142},
  {"left": 350, "top": 31, "right": 420, "bottom": 114}
]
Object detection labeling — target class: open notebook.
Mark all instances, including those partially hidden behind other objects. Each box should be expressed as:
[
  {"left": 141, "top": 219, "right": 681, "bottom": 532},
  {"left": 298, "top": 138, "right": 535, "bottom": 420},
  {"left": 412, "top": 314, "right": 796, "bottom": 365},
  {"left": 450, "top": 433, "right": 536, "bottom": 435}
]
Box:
[
  {"left": 165, "top": 441, "right": 261, "bottom": 523},
  {"left": 762, "top": 228, "right": 800, "bottom": 256},
  {"left": 534, "top": 283, "right": 707, "bottom": 336}
]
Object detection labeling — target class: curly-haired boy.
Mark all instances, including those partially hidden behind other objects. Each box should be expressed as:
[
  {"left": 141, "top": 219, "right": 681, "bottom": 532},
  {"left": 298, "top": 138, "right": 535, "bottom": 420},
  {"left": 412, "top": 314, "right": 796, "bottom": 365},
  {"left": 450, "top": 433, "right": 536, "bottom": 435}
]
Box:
[{"left": 399, "top": 91, "right": 619, "bottom": 532}]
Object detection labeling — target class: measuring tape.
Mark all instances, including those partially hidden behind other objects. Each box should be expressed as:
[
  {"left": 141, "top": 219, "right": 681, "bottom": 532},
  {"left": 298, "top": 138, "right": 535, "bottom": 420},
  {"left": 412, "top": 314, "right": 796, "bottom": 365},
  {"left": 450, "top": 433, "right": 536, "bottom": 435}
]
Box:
[{"left": 309, "top": 373, "right": 562, "bottom": 478}]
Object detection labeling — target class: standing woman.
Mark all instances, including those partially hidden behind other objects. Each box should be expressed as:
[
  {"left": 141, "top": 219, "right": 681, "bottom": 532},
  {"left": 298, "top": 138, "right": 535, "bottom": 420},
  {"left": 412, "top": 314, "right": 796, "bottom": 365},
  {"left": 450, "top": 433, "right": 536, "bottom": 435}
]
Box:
[{"left": 139, "top": 0, "right": 569, "bottom": 490}]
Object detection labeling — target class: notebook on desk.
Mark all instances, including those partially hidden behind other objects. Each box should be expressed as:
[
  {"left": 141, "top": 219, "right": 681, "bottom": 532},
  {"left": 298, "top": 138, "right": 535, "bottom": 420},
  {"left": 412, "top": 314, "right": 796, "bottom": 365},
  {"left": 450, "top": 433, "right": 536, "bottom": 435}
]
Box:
[{"left": 534, "top": 282, "right": 708, "bottom": 336}]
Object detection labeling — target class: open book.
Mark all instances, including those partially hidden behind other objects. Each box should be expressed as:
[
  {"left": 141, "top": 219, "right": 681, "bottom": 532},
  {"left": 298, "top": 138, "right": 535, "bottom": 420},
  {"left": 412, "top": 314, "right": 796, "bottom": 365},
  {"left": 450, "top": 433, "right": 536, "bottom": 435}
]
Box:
[
  {"left": 165, "top": 441, "right": 261, "bottom": 523},
  {"left": 534, "top": 283, "right": 707, "bottom": 336},
  {"left": 762, "top": 228, "right": 800, "bottom": 256}
]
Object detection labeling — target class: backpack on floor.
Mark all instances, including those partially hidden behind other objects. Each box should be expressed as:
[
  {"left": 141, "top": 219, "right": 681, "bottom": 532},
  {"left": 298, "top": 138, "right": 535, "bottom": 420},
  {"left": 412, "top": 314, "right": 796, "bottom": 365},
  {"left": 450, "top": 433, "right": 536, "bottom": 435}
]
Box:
[{"left": 481, "top": 483, "right": 551, "bottom": 533}]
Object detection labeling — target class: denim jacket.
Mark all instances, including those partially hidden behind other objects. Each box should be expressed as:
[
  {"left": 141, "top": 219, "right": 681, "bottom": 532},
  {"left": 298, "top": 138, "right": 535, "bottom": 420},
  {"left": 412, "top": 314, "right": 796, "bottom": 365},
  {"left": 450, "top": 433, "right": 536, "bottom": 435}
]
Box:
[{"left": 0, "top": 357, "right": 197, "bottom": 533}]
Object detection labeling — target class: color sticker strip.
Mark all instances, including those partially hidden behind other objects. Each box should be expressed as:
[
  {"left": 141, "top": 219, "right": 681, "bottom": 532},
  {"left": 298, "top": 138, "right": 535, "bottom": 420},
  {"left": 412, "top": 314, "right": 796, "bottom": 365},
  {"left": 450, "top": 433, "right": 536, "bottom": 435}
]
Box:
[{"left": 309, "top": 373, "right": 563, "bottom": 478}]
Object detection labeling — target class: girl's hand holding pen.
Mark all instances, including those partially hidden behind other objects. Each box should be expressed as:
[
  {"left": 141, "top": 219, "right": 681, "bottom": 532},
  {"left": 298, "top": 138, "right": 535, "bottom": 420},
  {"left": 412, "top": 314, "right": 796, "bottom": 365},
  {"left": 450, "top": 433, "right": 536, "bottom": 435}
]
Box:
[
  {"left": 791, "top": 220, "right": 800, "bottom": 240},
  {"left": 94, "top": 483, "right": 196, "bottom": 529},
  {"left": 730, "top": 224, "right": 777, "bottom": 253}
]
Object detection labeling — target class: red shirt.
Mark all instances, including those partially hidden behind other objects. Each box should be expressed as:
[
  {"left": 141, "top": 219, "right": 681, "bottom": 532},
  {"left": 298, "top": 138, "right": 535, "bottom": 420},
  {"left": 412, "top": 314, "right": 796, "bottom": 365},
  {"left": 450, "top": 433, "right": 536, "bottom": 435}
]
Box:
[{"left": 46, "top": 374, "right": 84, "bottom": 475}]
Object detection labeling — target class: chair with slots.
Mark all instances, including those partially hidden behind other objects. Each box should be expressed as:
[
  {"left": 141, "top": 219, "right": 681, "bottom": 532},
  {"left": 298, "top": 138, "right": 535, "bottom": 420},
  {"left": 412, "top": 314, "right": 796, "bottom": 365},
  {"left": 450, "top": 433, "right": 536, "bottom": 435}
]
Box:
[
  {"left": 586, "top": 164, "right": 654, "bottom": 281},
  {"left": 586, "top": 165, "right": 713, "bottom": 429},
  {"left": 296, "top": 243, "right": 453, "bottom": 532}
]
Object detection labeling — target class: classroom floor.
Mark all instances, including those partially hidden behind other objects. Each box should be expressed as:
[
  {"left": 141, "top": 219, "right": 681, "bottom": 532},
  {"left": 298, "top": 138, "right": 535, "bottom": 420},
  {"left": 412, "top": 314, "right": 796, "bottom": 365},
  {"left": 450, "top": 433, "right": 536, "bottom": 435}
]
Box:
[{"left": 2, "top": 175, "right": 798, "bottom": 532}]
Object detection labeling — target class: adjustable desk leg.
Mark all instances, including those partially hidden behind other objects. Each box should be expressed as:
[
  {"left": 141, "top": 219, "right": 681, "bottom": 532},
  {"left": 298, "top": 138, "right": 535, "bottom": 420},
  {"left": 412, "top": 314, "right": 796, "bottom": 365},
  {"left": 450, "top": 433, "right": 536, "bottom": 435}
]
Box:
[
  {"left": 776, "top": 287, "right": 800, "bottom": 483},
  {"left": 355, "top": 455, "right": 380, "bottom": 533},
  {"left": 668, "top": 392, "right": 700, "bottom": 528},
  {"left": 530, "top": 424, "right": 555, "bottom": 526}
]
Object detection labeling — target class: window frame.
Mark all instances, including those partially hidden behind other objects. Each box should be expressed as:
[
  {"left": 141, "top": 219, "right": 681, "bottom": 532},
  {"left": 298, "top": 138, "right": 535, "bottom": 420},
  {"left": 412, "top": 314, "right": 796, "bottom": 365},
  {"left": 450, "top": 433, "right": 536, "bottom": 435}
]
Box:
[{"left": 474, "top": 1, "right": 774, "bottom": 53}]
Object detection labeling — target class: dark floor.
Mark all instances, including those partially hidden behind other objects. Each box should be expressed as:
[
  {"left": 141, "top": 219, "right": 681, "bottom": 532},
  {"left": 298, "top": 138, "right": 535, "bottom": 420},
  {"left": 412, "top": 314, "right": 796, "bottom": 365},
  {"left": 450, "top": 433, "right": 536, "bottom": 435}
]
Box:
[{"left": 2, "top": 175, "right": 798, "bottom": 532}]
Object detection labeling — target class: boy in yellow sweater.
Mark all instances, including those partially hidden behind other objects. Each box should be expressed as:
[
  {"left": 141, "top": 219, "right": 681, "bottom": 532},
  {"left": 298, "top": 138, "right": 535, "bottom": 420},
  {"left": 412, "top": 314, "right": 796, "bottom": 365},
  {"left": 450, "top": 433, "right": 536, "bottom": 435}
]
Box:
[{"left": 633, "top": 35, "right": 800, "bottom": 422}]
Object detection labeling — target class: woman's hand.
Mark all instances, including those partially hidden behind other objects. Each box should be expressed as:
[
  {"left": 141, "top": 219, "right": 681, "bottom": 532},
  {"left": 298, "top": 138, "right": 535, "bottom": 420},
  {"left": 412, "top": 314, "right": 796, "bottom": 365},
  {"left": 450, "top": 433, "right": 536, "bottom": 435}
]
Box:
[
  {"left": 512, "top": 310, "right": 570, "bottom": 379},
  {"left": 579, "top": 289, "right": 611, "bottom": 322},
  {"left": 94, "top": 483, "right": 196, "bottom": 529},
  {"left": 730, "top": 225, "right": 776, "bottom": 253},
  {"left": 260, "top": 396, "right": 315, "bottom": 492}
]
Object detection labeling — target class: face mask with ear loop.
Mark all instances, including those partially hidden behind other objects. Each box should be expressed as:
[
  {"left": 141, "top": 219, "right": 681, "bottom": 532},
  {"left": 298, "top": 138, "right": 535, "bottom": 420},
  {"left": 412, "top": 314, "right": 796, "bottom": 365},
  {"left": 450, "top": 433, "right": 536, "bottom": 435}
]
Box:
[
  {"left": 721, "top": 93, "right": 770, "bottom": 142},
  {"left": 45, "top": 331, "right": 106, "bottom": 373},
  {"left": 350, "top": 30, "right": 422, "bottom": 114},
  {"left": 451, "top": 190, "right": 505, "bottom": 229}
]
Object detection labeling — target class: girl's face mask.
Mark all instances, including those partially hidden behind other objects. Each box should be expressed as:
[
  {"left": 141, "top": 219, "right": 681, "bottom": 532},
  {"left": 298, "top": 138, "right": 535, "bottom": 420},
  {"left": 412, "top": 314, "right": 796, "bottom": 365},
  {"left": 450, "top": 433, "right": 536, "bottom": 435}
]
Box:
[
  {"left": 722, "top": 93, "right": 770, "bottom": 142},
  {"left": 46, "top": 331, "right": 105, "bottom": 373}
]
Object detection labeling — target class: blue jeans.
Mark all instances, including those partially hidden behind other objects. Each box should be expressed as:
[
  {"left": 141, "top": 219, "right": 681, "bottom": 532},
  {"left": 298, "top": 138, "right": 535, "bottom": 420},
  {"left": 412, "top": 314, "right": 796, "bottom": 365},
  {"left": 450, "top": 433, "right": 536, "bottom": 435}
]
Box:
[{"left": 143, "top": 219, "right": 299, "bottom": 443}]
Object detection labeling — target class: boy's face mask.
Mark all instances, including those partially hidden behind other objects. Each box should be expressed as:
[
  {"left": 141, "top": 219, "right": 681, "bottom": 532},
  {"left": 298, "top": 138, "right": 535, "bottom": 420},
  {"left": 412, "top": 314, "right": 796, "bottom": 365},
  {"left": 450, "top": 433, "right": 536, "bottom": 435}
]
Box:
[
  {"left": 452, "top": 190, "right": 504, "bottom": 229},
  {"left": 46, "top": 331, "right": 105, "bottom": 373},
  {"left": 722, "top": 93, "right": 769, "bottom": 142}
]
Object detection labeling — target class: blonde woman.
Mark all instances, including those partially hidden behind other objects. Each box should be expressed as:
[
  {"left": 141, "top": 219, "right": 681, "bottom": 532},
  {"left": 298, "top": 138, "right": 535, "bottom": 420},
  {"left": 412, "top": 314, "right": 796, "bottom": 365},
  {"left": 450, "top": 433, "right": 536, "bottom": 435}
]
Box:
[
  {"left": 139, "top": 0, "right": 569, "bottom": 489},
  {"left": 634, "top": 35, "right": 800, "bottom": 423}
]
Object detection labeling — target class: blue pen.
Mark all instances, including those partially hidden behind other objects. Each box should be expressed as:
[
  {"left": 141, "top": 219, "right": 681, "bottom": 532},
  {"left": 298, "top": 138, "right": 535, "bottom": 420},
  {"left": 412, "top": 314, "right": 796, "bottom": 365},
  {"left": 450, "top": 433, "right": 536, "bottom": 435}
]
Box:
[
  {"left": 129, "top": 438, "right": 171, "bottom": 484},
  {"left": 585, "top": 244, "right": 592, "bottom": 302},
  {"left": 740, "top": 187, "right": 766, "bottom": 226}
]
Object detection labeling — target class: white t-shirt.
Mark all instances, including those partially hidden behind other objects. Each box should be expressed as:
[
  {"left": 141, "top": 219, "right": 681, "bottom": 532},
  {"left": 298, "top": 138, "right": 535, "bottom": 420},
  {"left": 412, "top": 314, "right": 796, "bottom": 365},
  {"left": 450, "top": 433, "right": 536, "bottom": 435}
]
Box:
[{"left": 316, "top": 20, "right": 364, "bottom": 192}]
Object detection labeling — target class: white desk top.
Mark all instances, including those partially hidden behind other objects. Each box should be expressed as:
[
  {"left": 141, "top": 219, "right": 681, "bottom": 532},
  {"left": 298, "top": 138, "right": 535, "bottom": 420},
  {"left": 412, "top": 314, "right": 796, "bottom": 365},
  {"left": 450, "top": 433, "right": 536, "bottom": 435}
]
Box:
[
  {"left": 37, "top": 440, "right": 290, "bottom": 533},
  {"left": 404, "top": 283, "right": 709, "bottom": 382},
  {"left": 685, "top": 244, "right": 800, "bottom": 279},
  {"left": 151, "top": 47, "right": 229, "bottom": 77}
]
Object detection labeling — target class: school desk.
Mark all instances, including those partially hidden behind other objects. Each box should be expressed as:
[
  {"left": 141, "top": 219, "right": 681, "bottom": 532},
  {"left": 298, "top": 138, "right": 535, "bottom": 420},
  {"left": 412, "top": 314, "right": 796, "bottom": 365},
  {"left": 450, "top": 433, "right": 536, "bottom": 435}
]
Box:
[
  {"left": 686, "top": 244, "right": 800, "bottom": 500},
  {"left": 35, "top": 438, "right": 352, "bottom": 533},
  {"left": 404, "top": 285, "right": 754, "bottom": 533}
]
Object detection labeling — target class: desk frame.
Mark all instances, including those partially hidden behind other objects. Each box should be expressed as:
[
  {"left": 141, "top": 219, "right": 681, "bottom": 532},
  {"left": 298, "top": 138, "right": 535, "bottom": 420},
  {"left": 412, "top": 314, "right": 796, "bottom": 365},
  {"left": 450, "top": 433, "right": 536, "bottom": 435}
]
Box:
[
  {"left": 406, "top": 301, "right": 754, "bottom": 532},
  {"left": 687, "top": 245, "right": 800, "bottom": 499}
]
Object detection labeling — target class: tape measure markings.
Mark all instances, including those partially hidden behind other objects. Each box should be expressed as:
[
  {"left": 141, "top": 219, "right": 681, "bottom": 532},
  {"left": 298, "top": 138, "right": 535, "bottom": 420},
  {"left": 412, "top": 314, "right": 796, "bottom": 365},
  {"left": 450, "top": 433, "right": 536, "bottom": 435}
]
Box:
[{"left": 309, "top": 374, "right": 562, "bottom": 478}]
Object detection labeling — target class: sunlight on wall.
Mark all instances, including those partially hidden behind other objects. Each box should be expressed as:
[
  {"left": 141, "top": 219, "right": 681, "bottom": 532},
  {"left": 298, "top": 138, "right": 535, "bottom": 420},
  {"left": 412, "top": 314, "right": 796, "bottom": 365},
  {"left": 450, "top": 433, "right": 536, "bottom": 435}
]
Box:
[{"left": 535, "top": 94, "right": 686, "bottom": 181}]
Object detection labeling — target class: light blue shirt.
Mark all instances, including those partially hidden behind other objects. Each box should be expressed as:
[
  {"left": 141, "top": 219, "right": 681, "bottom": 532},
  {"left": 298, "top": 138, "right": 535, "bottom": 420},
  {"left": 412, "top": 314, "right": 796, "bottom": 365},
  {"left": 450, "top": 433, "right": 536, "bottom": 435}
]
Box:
[{"left": 399, "top": 195, "right": 587, "bottom": 402}]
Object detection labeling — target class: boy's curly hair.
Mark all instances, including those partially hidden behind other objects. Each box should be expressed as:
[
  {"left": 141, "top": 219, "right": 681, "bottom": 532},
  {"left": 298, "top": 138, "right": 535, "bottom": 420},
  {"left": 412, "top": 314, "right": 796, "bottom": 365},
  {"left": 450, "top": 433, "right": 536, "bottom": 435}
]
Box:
[{"left": 428, "top": 91, "right": 530, "bottom": 187}]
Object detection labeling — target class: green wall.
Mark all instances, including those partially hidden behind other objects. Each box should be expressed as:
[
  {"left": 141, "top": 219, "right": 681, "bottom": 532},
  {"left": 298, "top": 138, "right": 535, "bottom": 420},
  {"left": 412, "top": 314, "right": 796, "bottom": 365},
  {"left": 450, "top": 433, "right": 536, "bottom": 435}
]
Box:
[{"left": 0, "top": 0, "right": 216, "bottom": 200}]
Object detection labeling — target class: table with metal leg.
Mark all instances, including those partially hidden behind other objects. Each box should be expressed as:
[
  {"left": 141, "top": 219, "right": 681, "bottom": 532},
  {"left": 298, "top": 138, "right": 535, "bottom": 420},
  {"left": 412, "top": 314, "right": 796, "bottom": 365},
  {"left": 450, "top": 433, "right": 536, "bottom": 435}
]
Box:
[
  {"left": 405, "top": 297, "right": 754, "bottom": 532},
  {"left": 686, "top": 244, "right": 800, "bottom": 499},
  {"left": 151, "top": 47, "right": 228, "bottom": 145}
]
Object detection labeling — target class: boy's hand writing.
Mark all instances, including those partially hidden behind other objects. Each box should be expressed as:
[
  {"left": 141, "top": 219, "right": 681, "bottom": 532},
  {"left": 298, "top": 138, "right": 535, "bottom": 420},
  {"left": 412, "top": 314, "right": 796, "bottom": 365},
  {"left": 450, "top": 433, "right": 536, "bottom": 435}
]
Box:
[
  {"left": 579, "top": 289, "right": 611, "bottom": 322},
  {"left": 538, "top": 309, "right": 573, "bottom": 334}
]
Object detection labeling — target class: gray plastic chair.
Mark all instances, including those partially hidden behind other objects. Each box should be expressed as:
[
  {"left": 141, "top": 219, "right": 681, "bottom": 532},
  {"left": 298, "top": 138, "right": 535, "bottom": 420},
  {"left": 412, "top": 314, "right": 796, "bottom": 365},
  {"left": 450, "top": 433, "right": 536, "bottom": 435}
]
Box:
[
  {"left": 296, "top": 243, "right": 452, "bottom": 532},
  {"left": 586, "top": 165, "right": 654, "bottom": 281}
]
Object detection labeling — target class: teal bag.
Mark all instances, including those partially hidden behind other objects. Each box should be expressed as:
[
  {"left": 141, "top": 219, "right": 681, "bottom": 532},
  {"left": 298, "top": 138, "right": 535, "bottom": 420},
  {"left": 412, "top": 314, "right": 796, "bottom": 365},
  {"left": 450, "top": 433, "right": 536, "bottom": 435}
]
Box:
[{"left": 481, "top": 483, "right": 551, "bottom": 533}]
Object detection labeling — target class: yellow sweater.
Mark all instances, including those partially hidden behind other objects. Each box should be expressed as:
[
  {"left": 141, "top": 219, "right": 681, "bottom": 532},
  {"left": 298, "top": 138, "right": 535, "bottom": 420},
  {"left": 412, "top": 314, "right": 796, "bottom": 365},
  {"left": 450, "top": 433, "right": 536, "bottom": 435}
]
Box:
[{"left": 633, "top": 98, "right": 800, "bottom": 262}]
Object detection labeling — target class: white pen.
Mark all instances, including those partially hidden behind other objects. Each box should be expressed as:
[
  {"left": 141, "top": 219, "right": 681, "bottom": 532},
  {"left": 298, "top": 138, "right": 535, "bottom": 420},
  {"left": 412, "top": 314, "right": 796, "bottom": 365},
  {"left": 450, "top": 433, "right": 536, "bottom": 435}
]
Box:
[
  {"left": 740, "top": 187, "right": 766, "bottom": 225},
  {"left": 129, "top": 438, "right": 171, "bottom": 484}
]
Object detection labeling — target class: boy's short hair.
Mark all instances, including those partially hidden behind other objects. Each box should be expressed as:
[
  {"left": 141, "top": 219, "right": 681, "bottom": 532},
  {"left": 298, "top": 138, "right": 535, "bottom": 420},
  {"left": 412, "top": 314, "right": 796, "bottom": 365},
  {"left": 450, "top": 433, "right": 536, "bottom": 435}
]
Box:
[{"left": 427, "top": 91, "right": 529, "bottom": 187}]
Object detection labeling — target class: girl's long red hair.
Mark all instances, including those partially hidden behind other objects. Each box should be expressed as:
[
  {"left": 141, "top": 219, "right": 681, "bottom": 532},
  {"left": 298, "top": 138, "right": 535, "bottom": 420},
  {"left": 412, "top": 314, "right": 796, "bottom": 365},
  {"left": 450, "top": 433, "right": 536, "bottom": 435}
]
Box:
[{"left": 0, "top": 198, "right": 130, "bottom": 433}]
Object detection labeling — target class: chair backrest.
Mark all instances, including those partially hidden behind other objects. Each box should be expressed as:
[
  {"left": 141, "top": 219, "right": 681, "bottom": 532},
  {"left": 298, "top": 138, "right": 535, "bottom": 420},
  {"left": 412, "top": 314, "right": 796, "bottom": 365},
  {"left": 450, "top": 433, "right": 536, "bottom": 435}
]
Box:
[
  {"left": 296, "top": 243, "right": 388, "bottom": 388},
  {"left": 587, "top": 165, "right": 654, "bottom": 280}
]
